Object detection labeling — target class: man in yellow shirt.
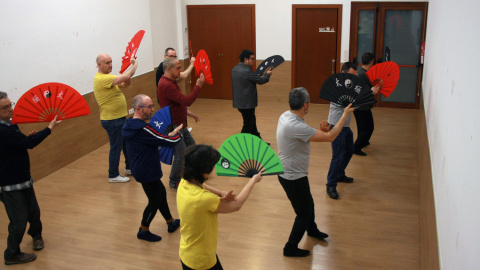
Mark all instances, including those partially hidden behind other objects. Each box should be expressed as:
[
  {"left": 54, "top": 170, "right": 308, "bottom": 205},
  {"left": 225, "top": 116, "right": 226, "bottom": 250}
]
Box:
[{"left": 94, "top": 54, "right": 138, "bottom": 183}]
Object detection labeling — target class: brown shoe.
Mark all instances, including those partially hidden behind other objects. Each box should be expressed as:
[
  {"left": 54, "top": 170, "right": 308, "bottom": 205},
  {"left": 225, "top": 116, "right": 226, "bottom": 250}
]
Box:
[
  {"left": 4, "top": 252, "right": 36, "bottom": 265},
  {"left": 33, "top": 236, "right": 44, "bottom": 251}
]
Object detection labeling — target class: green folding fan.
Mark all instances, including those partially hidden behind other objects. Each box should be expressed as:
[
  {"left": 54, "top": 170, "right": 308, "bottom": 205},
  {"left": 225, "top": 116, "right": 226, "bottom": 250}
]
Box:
[{"left": 215, "top": 134, "right": 284, "bottom": 177}]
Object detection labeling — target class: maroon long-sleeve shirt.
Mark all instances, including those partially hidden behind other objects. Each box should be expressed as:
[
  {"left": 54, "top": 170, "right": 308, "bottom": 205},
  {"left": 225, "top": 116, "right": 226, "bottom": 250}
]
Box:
[{"left": 157, "top": 76, "right": 201, "bottom": 128}]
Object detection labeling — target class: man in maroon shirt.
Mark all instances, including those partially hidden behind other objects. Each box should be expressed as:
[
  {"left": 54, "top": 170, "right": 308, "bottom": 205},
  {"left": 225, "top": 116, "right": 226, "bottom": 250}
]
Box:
[{"left": 158, "top": 57, "right": 205, "bottom": 191}]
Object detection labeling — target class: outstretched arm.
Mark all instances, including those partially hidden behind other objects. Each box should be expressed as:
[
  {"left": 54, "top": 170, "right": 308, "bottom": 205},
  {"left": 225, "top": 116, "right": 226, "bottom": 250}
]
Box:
[
  {"left": 309, "top": 104, "right": 355, "bottom": 142},
  {"left": 214, "top": 173, "right": 262, "bottom": 213}
]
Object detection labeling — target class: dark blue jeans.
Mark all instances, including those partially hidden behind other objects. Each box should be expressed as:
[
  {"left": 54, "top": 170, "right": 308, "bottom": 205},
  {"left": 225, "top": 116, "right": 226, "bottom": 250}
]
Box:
[
  {"left": 1, "top": 187, "right": 42, "bottom": 259},
  {"left": 101, "top": 117, "right": 129, "bottom": 178},
  {"left": 327, "top": 126, "right": 354, "bottom": 187}
]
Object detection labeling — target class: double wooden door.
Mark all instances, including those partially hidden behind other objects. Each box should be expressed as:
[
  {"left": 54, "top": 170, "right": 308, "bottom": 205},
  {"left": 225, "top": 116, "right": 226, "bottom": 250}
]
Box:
[
  {"left": 187, "top": 5, "right": 255, "bottom": 99},
  {"left": 350, "top": 2, "right": 428, "bottom": 108}
]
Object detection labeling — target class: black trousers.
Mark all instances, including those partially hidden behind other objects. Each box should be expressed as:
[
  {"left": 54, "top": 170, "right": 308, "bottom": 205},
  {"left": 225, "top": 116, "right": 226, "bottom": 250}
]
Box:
[
  {"left": 238, "top": 108, "right": 261, "bottom": 139},
  {"left": 181, "top": 255, "right": 223, "bottom": 270},
  {"left": 353, "top": 109, "right": 374, "bottom": 151},
  {"left": 278, "top": 176, "right": 319, "bottom": 248},
  {"left": 1, "top": 187, "right": 42, "bottom": 259},
  {"left": 140, "top": 180, "right": 173, "bottom": 227}
]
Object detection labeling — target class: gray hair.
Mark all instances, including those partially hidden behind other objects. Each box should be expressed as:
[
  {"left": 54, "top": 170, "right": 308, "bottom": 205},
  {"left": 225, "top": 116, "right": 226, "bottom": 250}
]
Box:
[
  {"left": 163, "top": 57, "right": 177, "bottom": 73},
  {"left": 0, "top": 91, "right": 7, "bottom": 100},
  {"left": 289, "top": 87, "right": 310, "bottom": 110},
  {"left": 132, "top": 94, "right": 148, "bottom": 109}
]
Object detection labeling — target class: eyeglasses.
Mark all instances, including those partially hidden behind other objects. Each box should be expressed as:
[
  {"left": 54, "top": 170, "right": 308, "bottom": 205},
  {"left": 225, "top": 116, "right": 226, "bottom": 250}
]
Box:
[
  {"left": 139, "top": 104, "right": 154, "bottom": 109},
  {"left": 249, "top": 57, "right": 255, "bottom": 60},
  {"left": 1, "top": 102, "right": 15, "bottom": 111},
  {"left": 167, "top": 55, "right": 178, "bottom": 58}
]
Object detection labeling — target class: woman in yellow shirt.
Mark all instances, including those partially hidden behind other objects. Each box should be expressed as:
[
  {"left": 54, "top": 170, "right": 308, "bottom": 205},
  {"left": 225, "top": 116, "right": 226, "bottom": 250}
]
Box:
[{"left": 177, "top": 144, "right": 262, "bottom": 270}]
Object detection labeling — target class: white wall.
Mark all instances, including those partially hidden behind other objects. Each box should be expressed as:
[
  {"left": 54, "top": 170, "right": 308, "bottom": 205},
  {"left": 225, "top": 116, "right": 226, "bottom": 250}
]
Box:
[
  {"left": 0, "top": 0, "right": 155, "bottom": 101},
  {"left": 149, "top": 0, "right": 182, "bottom": 67},
  {"left": 180, "top": 0, "right": 425, "bottom": 61},
  {"left": 423, "top": 0, "right": 480, "bottom": 268}
]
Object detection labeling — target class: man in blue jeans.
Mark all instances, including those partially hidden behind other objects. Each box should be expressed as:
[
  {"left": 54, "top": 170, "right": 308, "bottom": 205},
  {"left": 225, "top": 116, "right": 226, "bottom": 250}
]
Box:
[
  {"left": 325, "top": 62, "right": 357, "bottom": 199},
  {"left": 94, "top": 53, "right": 138, "bottom": 183}
]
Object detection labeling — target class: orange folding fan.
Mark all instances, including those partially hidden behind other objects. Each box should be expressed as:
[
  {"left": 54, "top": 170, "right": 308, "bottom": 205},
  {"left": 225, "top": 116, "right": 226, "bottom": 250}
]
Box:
[
  {"left": 120, "top": 30, "right": 145, "bottom": 74},
  {"left": 194, "top": 49, "right": 213, "bottom": 85},
  {"left": 366, "top": 61, "right": 400, "bottom": 98},
  {"left": 12, "top": 82, "right": 90, "bottom": 124}
]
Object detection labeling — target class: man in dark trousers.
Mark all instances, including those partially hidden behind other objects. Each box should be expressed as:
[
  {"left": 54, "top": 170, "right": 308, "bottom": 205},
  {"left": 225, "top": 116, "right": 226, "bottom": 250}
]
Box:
[
  {"left": 123, "top": 94, "right": 183, "bottom": 242},
  {"left": 0, "top": 91, "right": 61, "bottom": 265},
  {"left": 231, "top": 49, "right": 272, "bottom": 142},
  {"left": 353, "top": 52, "right": 379, "bottom": 156}
]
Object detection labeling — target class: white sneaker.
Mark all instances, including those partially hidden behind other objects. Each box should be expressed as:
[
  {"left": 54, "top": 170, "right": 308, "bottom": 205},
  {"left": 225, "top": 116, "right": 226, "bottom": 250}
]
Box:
[
  {"left": 108, "top": 175, "right": 130, "bottom": 183},
  {"left": 124, "top": 169, "right": 132, "bottom": 175}
]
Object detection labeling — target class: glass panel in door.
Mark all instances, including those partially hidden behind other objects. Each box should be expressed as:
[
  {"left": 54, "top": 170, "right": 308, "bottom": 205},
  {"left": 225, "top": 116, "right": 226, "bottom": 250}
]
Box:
[
  {"left": 381, "top": 10, "right": 423, "bottom": 103},
  {"left": 357, "top": 10, "right": 375, "bottom": 60}
]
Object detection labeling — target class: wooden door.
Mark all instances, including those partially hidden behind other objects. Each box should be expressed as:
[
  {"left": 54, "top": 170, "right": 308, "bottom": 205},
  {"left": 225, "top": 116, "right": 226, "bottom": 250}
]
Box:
[
  {"left": 350, "top": 2, "right": 428, "bottom": 109},
  {"left": 187, "top": 5, "right": 255, "bottom": 100},
  {"left": 292, "top": 5, "right": 342, "bottom": 104}
]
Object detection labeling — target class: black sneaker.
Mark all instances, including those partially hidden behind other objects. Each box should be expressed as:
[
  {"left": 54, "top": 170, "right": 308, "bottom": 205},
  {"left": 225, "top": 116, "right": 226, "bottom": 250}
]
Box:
[
  {"left": 353, "top": 149, "right": 367, "bottom": 156},
  {"left": 5, "top": 252, "right": 36, "bottom": 265},
  {"left": 137, "top": 228, "right": 162, "bottom": 242},
  {"left": 33, "top": 236, "right": 44, "bottom": 250},
  {"left": 327, "top": 186, "right": 339, "bottom": 199},
  {"left": 167, "top": 219, "right": 180, "bottom": 233},
  {"left": 337, "top": 175, "right": 354, "bottom": 183},
  {"left": 283, "top": 246, "right": 310, "bottom": 257},
  {"left": 307, "top": 230, "right": 329, "bottom": 240}
]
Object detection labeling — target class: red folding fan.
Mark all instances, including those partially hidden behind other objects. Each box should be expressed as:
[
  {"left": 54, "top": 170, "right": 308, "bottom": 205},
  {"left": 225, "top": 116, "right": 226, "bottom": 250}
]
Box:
[
  {"left": 12, "top": 82, "right": 90, "bottom": 124},
  {"left": 119, "top": 30, "right": 145, "bottom": 74},
  {"left": 366, "top": 61, "right": 400, "bottom": 98},
  {"left": 194, "top": 49, "right": 213, "bottom": 85}
]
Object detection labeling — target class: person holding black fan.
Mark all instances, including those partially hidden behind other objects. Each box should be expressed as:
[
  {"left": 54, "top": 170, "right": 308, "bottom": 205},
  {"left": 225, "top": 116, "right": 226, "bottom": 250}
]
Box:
[
  {"left": 353, "top": 52, "right": 380, "bottom": 156},
  {"left": 325, "top": 62, "right": 358, "bottom": 199}
]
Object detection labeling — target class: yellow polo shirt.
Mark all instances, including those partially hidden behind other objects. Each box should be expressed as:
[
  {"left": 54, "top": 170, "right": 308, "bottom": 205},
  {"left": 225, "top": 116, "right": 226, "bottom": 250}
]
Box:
[
  {"left": 93, "top": 73, "right": 127, "bottom": 120},
  {"left": 177, "top": 179, "right": 220, "bottom": 269}
]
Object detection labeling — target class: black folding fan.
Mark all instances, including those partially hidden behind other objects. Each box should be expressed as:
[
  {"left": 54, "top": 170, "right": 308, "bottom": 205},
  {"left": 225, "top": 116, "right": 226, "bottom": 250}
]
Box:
[{"left": 319, "top": 73, "right": 376, "bottom": 108}]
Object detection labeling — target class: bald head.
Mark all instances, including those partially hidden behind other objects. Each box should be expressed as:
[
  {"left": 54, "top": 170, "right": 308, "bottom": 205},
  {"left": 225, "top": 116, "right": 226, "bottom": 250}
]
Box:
[{"left": 96, "top": 53, "right": 113, "bottom": 74}]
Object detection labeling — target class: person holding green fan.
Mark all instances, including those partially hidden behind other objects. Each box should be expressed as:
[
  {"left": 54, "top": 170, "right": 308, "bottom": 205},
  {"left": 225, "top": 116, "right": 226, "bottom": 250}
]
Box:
[
  {"left": 276, "top": 87, "right": 354, "bottom": 257},
  {"left": 177, "top": 144, "right": 262, "bottom": 270}
]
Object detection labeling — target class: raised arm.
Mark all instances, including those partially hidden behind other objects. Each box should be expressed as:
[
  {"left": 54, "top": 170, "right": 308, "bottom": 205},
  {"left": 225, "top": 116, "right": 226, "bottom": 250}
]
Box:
[
  {"left": 179, "top": 56, "right": 195, "bottom": 80},
  {"left": 309, "top": 104, "right": 355, "bottom": 142},
  {"left": 113, "top": 58, "right": 138, "bottom": 87},
  {"left": 213, "top": 173, "right": 262, "bottom": 213}
]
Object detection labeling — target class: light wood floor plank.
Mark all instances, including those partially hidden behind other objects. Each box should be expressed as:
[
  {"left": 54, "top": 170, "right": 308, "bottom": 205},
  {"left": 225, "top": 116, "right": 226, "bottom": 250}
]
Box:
[{"left": 0, "top": 95, "right": 420, "bottom": 269}]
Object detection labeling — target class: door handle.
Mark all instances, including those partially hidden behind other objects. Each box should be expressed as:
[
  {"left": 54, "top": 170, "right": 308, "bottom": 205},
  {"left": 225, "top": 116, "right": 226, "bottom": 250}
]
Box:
[{"left": 332, "top": 59, "right": 336, "bottom": 74}]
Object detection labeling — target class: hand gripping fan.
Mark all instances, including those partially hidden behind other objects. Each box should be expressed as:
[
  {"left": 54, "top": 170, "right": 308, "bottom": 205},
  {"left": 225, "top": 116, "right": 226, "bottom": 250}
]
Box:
[
  {"left": 319, "top": 73, "right": 377, "bottom": 108},
  {"left": 119, "top": 30, "right": 145, "bottom": 74},
  {"left": 150, "top": 106, "right": 175, "bottom": 165},
  {"left": 194, "top": 49, "right": 213, "bottom": 85},
  {"left": 12, "top": 82, "right": 90, "bottom": 124},
  {"left": 215, "top": 134, "right": 284, "bottom": 177},
  {"left": 366, "top": 61, "right": 400, "bottom": 98},
  {"left": 255, "top": 55, "right": 285, "bottom": 76}
]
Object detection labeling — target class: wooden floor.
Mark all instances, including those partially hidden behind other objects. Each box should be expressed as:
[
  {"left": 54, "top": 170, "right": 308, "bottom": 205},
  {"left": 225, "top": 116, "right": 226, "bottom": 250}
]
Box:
[{"left": 0, "top": 93, "right": 420, "bottom": 269}]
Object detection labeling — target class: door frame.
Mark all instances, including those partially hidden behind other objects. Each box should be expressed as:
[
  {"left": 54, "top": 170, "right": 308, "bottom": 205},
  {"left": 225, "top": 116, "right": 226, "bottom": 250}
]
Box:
[
  {"left": 350, "top": 2, "right": 428, "bottom": 109},
  {"left": 292, "top": 4, "right": 343, "bottom": 90}
]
